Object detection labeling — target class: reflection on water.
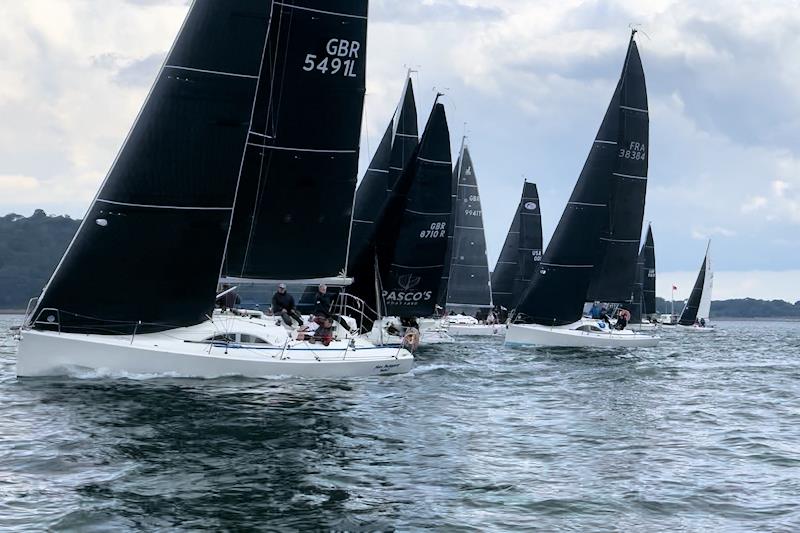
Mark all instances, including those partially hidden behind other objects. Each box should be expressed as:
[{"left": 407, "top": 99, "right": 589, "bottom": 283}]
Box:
[{"left": 1, "top": 316, "right": 799, "bottom": 530}]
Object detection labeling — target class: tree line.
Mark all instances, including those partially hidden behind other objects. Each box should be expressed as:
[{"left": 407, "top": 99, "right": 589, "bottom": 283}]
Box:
[{"left": 1, "top": 211, "right": 799, "bottom": 318}]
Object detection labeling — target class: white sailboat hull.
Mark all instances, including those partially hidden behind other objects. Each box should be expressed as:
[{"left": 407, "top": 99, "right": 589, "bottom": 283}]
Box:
[
  {"left": 677, "top": 325, "right": 715, "bottom": 333},
  {"left": 505, "top": 322, "right": 659, "bottom": 348},
  {"left": 447, "top": 324, "right": 504, "bottom": 337},
  {"left": 17, "top": 322, "right": 413, "bottom": 379}
]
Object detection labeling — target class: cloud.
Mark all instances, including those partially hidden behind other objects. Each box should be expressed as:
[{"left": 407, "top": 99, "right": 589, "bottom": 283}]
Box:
[{"left": 1, "top": 0, "right": 800, "bottom": 297}]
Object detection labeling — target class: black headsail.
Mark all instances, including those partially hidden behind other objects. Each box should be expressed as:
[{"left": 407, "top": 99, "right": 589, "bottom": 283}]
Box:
[
  {"left": 514, "top": 183, "right": 544, "bottom": 306},
  {"left": 586, "top": 32, "right": 650, "bottom": 303},
  {"left": 442, "top": 143, "right": 493, "bottom": 312},
  {"left": 348, "top": 76, "right": 418, "bottom": 270},
  {"left": 678, "top": 252, "right": 707, "bottom": 326},
  {"left": 641, "top": 225, "right": 656, "bottom": 316},
  {"left": 349, "top": 101, "right": 453, "bottom": 318},
  {"left": 491, "top": 181, "right": 541, "bottom": 311},
  {"left": 29, "top": 1, "right": 273, "bottom": 335},
  {"left": 223, "top": 0, "right": 369, "bottom": 284},
  {"left": 515, "top": 32, "right": 648, "bottom": 326}
]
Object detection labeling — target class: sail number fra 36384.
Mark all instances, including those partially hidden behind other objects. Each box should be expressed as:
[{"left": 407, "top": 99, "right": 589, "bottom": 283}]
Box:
[{"left": 303, "top": 39, "right": 360, "bottom": 77}]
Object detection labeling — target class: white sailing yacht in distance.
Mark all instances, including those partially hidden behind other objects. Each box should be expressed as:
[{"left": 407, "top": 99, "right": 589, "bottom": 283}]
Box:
[
  {"left": 678, "top": 241, "right": 714, "bottom": 331},
  {"left": 16, "top": 0, "right": 413, "bottom": 378}
]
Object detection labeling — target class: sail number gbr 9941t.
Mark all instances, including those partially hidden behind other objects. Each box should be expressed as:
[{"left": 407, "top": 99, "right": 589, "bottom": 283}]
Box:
[{"left": 303, "top": 39, "right": 360, "bottom": 77}]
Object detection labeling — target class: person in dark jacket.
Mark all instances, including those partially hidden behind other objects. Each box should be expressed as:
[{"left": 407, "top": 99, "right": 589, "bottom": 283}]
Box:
[
  {"left": 272, "top": 284, "right": 302, "bottom": 326},
  {"left": 313, "top": 284, "right": 333, "bottom": 318}
]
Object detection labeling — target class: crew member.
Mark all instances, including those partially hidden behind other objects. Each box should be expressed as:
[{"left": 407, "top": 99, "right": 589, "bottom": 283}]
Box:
[{"left": 272, "top": 283, "right": 303, "bottom": 326}]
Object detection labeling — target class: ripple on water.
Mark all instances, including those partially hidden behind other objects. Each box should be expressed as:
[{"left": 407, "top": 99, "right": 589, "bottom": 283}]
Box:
[{"left": 0, "top": 317, "right": 799, "bottom": 530}]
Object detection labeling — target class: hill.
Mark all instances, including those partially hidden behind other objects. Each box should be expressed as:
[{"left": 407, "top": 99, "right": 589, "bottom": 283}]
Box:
[
  {"left": 1, "top": 210, "right": 800, "bottom": 318},
  {"left": 0, "top": 210, "right": 80, "bottom": 310}
]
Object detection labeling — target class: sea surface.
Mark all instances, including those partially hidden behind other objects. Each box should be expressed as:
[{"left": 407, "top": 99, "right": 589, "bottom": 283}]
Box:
[{"left": 1, "top": 316, "right": 799, "bottom": 532}]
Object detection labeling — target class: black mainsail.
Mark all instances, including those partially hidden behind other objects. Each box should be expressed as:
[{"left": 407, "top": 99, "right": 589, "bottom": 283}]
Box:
[
  {"left": 585, "top": 32, "right": 650, "bottom": 304},
  {"left": 442, "top": 143, "right": 493, "bottom": 312},
  {"left": 223, "top": 0, "right": 369, "bottom": 283},
  {"left": 515, "top": 32, "right": 648, "bottom": 326},
  {"left": 349, "top": 101, "right": 453, "bottom": 318},
  {"left": 29, "top": 1, "right": 273, "bottom": 335},
  {"left": 348, "top": 76, "right": 418, "bottom": 271},
  {"left": 641, "top": 225, "right": 656, "bottom": 316},
  {"left": 491, "top": 181, "right": 541, "bottom": 311}
]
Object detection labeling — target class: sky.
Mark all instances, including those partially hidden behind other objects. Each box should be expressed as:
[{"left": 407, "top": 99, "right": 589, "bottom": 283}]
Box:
[{"left": 0, "top": 0, "right": 799, "bottom": 302}]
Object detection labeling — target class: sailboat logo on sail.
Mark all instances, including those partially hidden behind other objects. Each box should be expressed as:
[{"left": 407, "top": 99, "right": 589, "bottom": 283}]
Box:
[
  {"left": 524, "top": 202, "right": 537, "bottom": 211},
  {"left": 398, "top": 274, "right": 422, "bottom": 291}
]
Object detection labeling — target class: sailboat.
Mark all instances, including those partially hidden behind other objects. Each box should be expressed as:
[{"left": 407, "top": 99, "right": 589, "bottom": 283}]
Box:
[
  {"left": 349, "top": 75, "right": 418, "bottom": 270},
  {"left": 17, "top": 1, "right": 413, "bottom": 378},
  {"left": 629, "top": 224, "right": 658, "bottom": 330},
  {"left": 506, "top": 31, "right": 659, "bottom": 348},
  {"left": 438, "top": 141, "right": 499, "bottom": 337},
  {"left": 678, "top": 241, "right": 714, "bottom": 331},
  {"left": 491, "top": 181, "right": 543, "bottom": 322},
  {"left": 348, "top": 99, "right": 455, "bottom": 345}
]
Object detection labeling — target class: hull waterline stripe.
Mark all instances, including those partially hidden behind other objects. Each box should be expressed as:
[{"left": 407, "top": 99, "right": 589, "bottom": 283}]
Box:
[
  {"left": 97, "top": 199, "right": 232, "bottom": 211},
  {"left": 273, "top": 2, "right": 367, "bottom": 19},
  {"left": 247, "top": 142, "right": 356, "bottom": 154},
  {"left": 164, "top": 65, "right": 258, "bottom": 79}
]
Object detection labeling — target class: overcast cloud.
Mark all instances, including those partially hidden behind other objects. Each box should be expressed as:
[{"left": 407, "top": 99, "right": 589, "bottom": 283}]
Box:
[{"left": 0, "top": 0, "right": 798, "bottom": 301}]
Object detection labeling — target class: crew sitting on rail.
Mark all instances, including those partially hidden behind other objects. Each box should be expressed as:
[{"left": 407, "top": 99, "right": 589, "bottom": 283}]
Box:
[
  {"left": 615, "top": 309, "right": 630, "bottom": 330},
  {"left": 272, "top": 283, "right": 303, "bottom": 327}
]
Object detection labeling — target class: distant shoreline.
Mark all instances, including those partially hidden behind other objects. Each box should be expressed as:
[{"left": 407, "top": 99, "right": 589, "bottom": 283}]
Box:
[{"left": 0, "top": 310, "right": 24, "bottom": 315}]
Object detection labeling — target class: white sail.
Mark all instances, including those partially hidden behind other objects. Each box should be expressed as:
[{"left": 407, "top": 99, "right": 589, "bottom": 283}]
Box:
[{"left": 697, "top": 242, "right": 713, "bottom": 321}]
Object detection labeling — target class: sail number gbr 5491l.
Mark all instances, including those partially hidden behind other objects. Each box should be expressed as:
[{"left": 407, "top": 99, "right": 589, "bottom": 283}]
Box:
[{"left": 303, "top": 39, "right": 360, "bottom": 77}]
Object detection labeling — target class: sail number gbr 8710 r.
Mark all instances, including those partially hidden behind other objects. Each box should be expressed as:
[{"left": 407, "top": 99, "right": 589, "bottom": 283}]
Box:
[{"left": 303, "top": 39, "right": 361, "bottom": 77}]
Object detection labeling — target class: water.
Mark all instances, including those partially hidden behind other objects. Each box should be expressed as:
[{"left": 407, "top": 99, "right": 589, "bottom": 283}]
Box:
[{"left": 1, "top": 316, "right": 799, "bottom": 531}]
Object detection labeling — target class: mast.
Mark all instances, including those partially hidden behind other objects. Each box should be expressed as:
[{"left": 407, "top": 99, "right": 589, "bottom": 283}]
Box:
[
  {"left": 29, "top": 0, "right": 274, "bottom": 335},
  {"left": 222, "top": 1, "right": 369, "bottom": 285},
  {"left": 515, "top": 31, "right": 648, "bottom": 326}
]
